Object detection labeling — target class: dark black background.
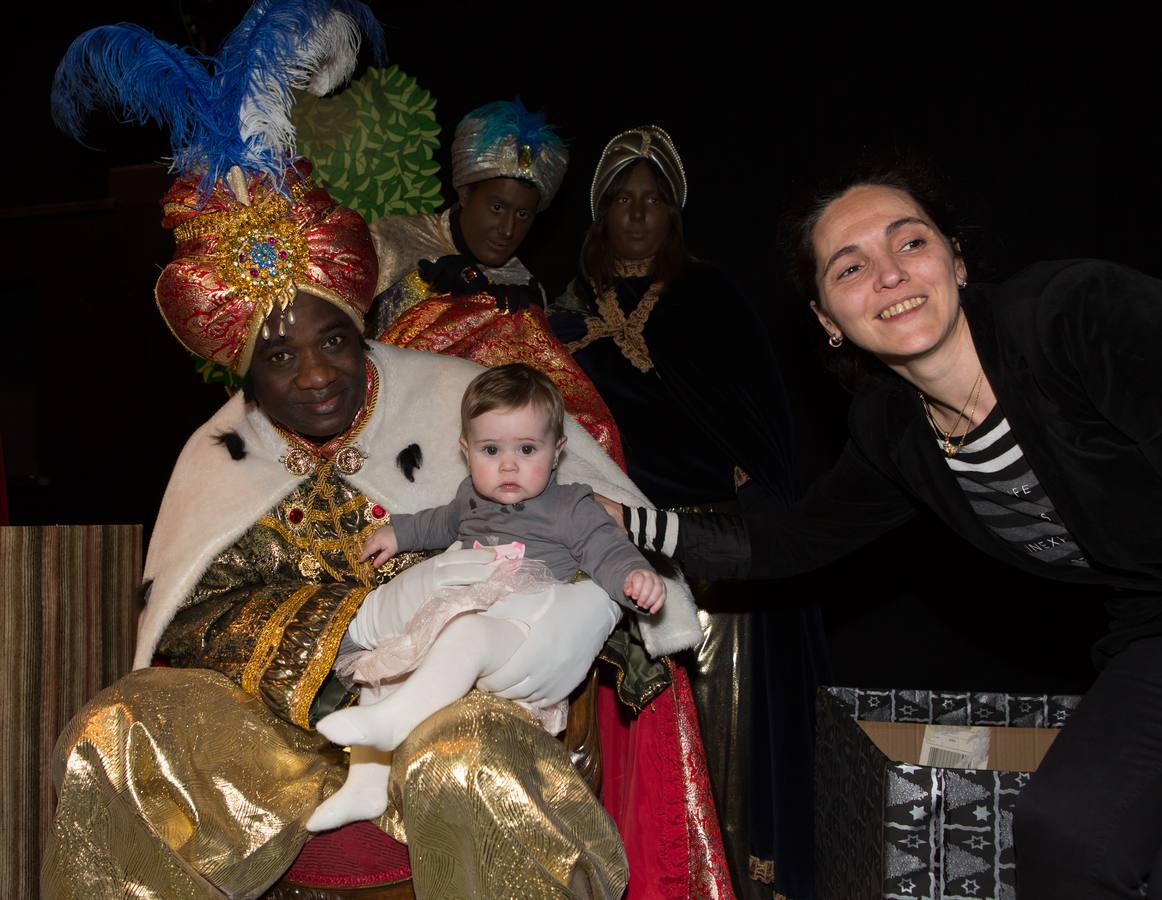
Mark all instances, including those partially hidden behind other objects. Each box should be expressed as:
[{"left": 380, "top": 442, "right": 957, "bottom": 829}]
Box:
[{"left": 6, "top": 2, "right": 1157, "bottom": 694}]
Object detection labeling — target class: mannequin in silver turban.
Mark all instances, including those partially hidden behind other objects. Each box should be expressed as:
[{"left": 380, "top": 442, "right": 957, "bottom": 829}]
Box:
[
  {"left": 589, "top": 125, "right": 687, "bottom": 220},
  {"left": 451, "top": 98, "right": 568, "bottom": 211}
]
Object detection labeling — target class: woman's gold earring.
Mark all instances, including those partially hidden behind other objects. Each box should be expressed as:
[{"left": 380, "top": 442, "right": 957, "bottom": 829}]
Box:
[{"left": 828, "top": 334, "right": 844, "bottom": 348}]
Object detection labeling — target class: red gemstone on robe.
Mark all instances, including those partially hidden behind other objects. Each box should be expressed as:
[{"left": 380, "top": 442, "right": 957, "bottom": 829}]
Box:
[
  {"left": 371, "top": 505, "right": 386, "bottom": 519},
  {"left": 288, "top": 508, "right": 305, "bottom": 524}
]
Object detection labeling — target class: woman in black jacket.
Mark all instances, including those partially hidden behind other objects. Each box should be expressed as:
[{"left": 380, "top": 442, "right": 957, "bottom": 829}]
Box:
[{"left": 627, "top": 166, "right": 1162, "bottom": 898}]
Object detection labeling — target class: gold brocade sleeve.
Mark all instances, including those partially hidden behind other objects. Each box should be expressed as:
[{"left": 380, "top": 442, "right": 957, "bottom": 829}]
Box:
[{"left": 157, "top": 464, "right": 427, "bottom": 728}]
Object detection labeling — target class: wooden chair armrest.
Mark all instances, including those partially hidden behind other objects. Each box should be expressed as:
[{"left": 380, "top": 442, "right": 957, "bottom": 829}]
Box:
[{"left": 564, "top": 665, "right": 602, "bottom": 795}]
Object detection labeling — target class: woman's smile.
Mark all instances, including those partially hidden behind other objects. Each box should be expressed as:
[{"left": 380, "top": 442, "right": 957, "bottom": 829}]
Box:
[{"left": 877, "top": 296, "right": 927, "bottom": 320}]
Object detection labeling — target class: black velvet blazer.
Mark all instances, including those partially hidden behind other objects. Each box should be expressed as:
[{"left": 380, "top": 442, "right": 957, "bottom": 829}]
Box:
[{"left": 679, "top": 260, "right": 1162, "bottom": 614}]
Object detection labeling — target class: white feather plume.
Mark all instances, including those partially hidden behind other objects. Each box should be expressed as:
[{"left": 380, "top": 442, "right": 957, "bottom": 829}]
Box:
[{"left": 297, "top": 9, "right": 363, "bottom": 96}]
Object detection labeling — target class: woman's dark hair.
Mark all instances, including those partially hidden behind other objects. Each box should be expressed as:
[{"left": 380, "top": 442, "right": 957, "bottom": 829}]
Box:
[
  {"left": 786, "top": 158, "right": 963, "bottom": 301},
  {"left": 781, "top": 157, "right": 966, "bottom": 390},
  {"left": 581, "top": 159, "right": 689, "bottom": 293}
]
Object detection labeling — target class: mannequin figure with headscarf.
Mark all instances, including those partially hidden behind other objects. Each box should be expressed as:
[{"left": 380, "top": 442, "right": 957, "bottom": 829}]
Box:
[{"left": 551, "top": 127, "right": 827, "bottom": 899}]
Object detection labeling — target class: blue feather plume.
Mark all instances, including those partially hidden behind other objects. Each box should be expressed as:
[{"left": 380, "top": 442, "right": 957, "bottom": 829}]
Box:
[
  {"left": 468, "top": 97, "right": 565, "bottom": 160},
  {"left": 211, "top": 0, "right": 385, "bottom": 192},
  {"left": 51, "top": 1, "right": 385, "bottom": 199},
  {"left": 51, "top": 24, "right": 217, "bottom": 156}
]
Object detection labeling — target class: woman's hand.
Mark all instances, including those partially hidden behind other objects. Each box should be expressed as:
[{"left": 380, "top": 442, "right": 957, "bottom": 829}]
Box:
[{"left": 593, "top": 493, "right": 627, "bottom": 533}]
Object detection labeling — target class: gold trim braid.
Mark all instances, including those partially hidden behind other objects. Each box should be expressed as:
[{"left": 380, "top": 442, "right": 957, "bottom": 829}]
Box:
[
  {"left": 240, "top": 584, "right": 320, "bottom": 696},
  {"left": 172, "top": 177, "right": 316, "bottom": 244},
  {"left": 289, "top": 584, "right": 372, "bottom": 728},
  {"left": 567, "top": 276, "right": 663, "bottom": 373}
]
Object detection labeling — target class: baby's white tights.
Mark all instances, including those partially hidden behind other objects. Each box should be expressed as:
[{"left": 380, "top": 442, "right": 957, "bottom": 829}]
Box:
[{"left": 306, "top": 614, "right": 524, "bottom": 832}]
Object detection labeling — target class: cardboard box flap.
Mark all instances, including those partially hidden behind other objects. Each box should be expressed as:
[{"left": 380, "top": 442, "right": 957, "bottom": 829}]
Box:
[{"left": 858, "top": 720, "right": 1059, "bottom": 772}]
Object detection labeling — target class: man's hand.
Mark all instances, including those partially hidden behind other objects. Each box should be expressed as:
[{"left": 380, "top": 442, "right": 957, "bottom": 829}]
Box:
[
  {"left": 625, "top": 569, "right": 666, "bottom": 614},
  {"left": 347, "top": 543, "right": 495, "bottom": 649},
  {"left": 360, "top": 525, "right": 399, "bottom": 568},
  {"left": 476, "top": 580, "right": 621, "bottom": 706}
]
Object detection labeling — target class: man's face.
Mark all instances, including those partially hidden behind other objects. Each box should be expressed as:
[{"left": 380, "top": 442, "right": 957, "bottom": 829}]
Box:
[
  {"left": 456, "top": 177, "right": 541, "bottom": 267},
  {"left": 247, "top": 291, "right": 366, "bottom": 439}
]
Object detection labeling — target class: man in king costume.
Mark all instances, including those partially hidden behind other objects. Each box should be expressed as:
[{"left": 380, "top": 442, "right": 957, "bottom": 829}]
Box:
[
  {"left": 44, "top": 4, "right": 711, "bottom": 897},
  {"left": 367, "top": 99, "right": 626, "bottom": 468}
]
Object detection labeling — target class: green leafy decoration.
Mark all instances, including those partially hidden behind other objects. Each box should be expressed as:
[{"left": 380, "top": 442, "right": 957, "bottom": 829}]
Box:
[
  {"left": 293, "top": 66, "right": 443, "bottom": 222},
  {"left": 192, "top": 353, "right": 244, "bottom": 394}
]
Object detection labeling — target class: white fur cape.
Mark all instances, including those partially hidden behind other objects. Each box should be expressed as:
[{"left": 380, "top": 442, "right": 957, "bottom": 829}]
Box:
[{"left": 135, "top": 342, "right": 704, "bottom": 669}]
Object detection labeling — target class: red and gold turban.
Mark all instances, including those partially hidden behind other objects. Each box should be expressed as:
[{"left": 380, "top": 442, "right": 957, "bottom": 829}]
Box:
[{"left": 155, "top": 159, "right": 377, "bottom": 374}]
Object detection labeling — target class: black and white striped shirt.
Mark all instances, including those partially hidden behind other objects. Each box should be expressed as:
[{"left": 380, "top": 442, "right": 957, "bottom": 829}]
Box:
[
  {"left": 943, "top": 405, "right": 1089, "bottom": 568},
  {"left": 625, "top": 405, "right": 1090, "bottom": 570}
]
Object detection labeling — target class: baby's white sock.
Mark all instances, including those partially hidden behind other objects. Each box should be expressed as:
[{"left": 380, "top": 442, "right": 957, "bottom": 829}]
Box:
[{"left": 306, "top": 746, "right": 392, "bottom": 832}]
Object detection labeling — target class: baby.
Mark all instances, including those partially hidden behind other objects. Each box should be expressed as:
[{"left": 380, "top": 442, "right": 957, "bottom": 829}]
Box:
[{"left": 307, "top": 363, "right": 664, "bottom": 831}]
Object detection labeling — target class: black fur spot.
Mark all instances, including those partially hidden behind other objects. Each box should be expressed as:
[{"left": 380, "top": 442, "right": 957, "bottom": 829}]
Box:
[
  {"left": 214, "top": 430, "right": 247, "bottom": 460},
  {"left": 397, "top": 443, "right": 423, "bottom": 482}
]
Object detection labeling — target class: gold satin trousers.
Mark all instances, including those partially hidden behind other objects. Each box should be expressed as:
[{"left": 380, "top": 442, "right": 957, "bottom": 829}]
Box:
[{"left": 42, "top": 668, "right": 627, "bottom": 899}]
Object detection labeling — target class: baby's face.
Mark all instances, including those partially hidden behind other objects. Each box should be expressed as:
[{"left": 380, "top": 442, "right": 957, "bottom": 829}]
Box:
[{"left": 460, "top": 403, "right": 564, "bottom": 504}]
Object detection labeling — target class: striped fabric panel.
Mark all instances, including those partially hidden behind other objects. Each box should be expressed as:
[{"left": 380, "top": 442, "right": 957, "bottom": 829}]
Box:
[
  {"left": 0, "top": 525, "right": 140, "bottom": 899},
  {"left": 940, "top": 411, "right": 1087, "bottom": 567}
]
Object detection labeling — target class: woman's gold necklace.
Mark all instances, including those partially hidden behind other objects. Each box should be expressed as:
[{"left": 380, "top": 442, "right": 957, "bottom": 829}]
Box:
[{"left": 919, "top": 368, "right": 985, "bottom": 457}]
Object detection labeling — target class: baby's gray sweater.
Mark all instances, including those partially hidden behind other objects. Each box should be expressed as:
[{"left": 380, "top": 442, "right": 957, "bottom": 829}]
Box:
[{"left": 390, "top": 475, "right": 650, "bottom": 611}]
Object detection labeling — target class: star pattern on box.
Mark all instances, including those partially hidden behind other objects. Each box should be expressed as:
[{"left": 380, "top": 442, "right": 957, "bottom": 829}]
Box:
[{"left": 819, "top": 687, "right": 1081, "bottom": 899}]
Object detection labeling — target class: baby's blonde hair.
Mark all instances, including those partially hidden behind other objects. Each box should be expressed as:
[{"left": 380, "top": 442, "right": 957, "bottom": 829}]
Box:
[{"left": 461, "top": 363, "right": 565, "bottom": 441}]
